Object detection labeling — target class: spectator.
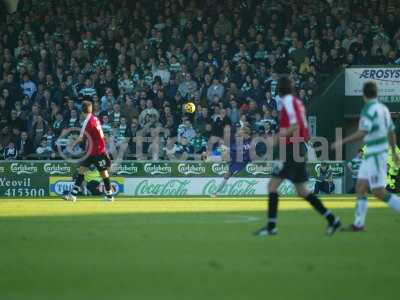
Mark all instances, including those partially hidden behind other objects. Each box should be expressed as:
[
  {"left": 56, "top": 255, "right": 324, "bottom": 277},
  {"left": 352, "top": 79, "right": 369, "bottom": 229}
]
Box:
[
  {"left": 178, "top": 118, "right": 196, "bottom": 144},
  {"left": 16, "top": 131, "right": 34, "bottom": 159},
  {"left": 211, "top": 108, "right": 231, "bottom": 138},
  {"left": 100, "top": 88, "right": 116, "bottom": 112},
  {"left": 36, "top": 139, "right": 55, "bottom": 159},
  {"left": 153, "top": 61, "right": 171, "bottom": 85},
  {"left": 53, "top": 113, "right": 67, "bottom": 137},
  {"left": 291, "top": 41, "right": 308, "bottom": 67},
  {"left": 207, "top": 77, "right": 225, "bottom": 104},
  {"left": 264, "top": 91, "right": 277, "bottom": 111},
  {"left": 299, "top": 57, "right": 313, "bottom": 76},
  {"left": 314, "top": 163, "right": 335, "bottom": 194},
  {"left": 138, "top": 100, "right": 159, "bottom": 126},
  {"left": 0, "top": 126, "right": 12, "bottom": 150},
  {"left": 3, "top": 142, "right": 18, "bottom": 160},
  {"left": 79, "top": 79, "right": 97, "bottom": 98},
  {"left": 215, "top": 13, "right": 233, "bottom": 37},
  {"left": 32, "top": 115, "right": 48, "bottom": 148},
  {"left": 227, "top": 99, "right": 240, "bottom": 126},
  {"left": 118, "top": 72, "right": 135, "bottom": 95},
  {"left": 9, "top": 110, "right": 25, "bottom": 132},
  {"left": 178, "top": 73, "right": 197, "bottom": 99},
  {"left": 20, "top": 74, "right": 37, "bottom": 99},
  {"left": 191, "top": 131, "right": 208, "bottom": 155}
]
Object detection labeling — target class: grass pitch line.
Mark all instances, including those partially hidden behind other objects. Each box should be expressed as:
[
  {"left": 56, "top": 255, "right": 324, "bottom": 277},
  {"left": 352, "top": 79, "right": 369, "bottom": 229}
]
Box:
[{"left": 0, "top": 199, "right": 387, "bottom": 218}]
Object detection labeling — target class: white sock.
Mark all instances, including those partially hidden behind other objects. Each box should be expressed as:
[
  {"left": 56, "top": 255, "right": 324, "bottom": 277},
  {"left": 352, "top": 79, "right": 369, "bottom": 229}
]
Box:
[
  {"left": 354, "top": 196, "right": 368, "bottom": 227},
  {"left": 215, "top": 178, "right": 228, "bottom": 194},
  {"left": 386, "top": 193, "right": 400, "bottom": 212}
]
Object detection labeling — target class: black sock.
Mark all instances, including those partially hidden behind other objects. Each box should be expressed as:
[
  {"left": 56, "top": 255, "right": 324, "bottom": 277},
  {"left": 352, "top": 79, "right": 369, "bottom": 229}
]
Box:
[
  {"left": 267, "top": 192, "right": 279, "bottom": 230},
  {"left": 103, "top": 177, "right": 111, "bottom": 194},
  {"left": 305, "top": 193, "right": 335, "bottom": 224},
  {"left": 71, "top": 174, "right": 84, "bottom": 195}
]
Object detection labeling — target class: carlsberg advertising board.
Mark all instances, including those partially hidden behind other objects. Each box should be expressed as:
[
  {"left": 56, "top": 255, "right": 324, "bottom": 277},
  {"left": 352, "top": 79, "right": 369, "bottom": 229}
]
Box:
[{"left": 0, "top": 161, "right": 345, "bottom": 197}]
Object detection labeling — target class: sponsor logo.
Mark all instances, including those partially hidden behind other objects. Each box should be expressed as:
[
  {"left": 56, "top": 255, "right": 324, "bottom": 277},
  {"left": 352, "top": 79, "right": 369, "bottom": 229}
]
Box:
[
  {"left": 111, "top": 163, "right": 138, "bottom": 175},
  {"left": 202, "top": 179, "right": 257, "bottom": 196},
  {"left": 50, "top": 177, "right": 124, "bottom": 196},
  {"left": 0, "top": 177, "right": 32, "bottom": 187},
  {"left": 10, "top": 163, "right": 38, "bottom": 175},
  {"left": 143, "top": 163, "right": 172, "bottom": 175},
  {"left": 177, "top": 163, "right": 206, "bottom": 175},
  {"left": 99, "top": 181, "right": 123, "bottom": 195},
  {"left": 314, "top": 163, "right": 344, "bottom": 177},
  {"left": 43, "top": 163, "right": 71, "bottom": 175},
  {"left": 378, "top": 96, "right": 400, "bottom": 103},
  {"left": 245, "top": 163, "right": 272, "bottom": 176},
  {"left": 211, "top": 163, "right": 228, "bottom": 175},
  {"left": 359, "top": 69, "right": 400, "bottom": 81},
  {"left": 135, "top": 179, "right": 189, "bottom": 196},
  {"left": 277, "top": 181, "right": 314, "bottom": 195},
  {"left": 329, "top": 164, "right": 344, "bottom": 176},
  {"left": 51, "top": 180, "right": 74, "bottom": 196}
]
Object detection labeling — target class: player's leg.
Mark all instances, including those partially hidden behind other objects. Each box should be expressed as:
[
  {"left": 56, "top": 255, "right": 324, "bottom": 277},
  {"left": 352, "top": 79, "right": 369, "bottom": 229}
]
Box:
[
  {"left": 293, "top": 160, "right": 340, "bottom": 234},
  {"left": 372, "top": 188, "right": 400, "bottom": 212},
  {"left": 349, "top": 179, "right": 369, "bottom": 231},
  {"left": 96, "top": 154, "right": 113, "bottom": 201},
  {"left": 254, "top": 177, "right": 284, "bottom": 236},
  {"left": 266, "top": 177, "right": 284, "bottom": 230},
  {"left": 343, "top": 157, "right": 370, "bottom": 231},
  {"left": 212, "top": 172, "right": 231, "bottom": 197},
  {"left": 99, "top": 169, "right": 114, "bottom": 201},
  {"left": 295, "top": 182, "right": 341, "bottom": 235},
  {"left": 213, "top": 162, "right": 247, "bottom": 197},
  {"left": 65, "top": 165, "right": 88, "bottom": 201},
  {"left": 368, "top": 154, "right": 400, "bottom": 212}
]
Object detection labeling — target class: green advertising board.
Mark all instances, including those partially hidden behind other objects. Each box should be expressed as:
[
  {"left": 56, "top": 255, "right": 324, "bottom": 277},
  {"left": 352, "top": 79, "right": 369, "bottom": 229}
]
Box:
[
  {"left": 110, "top": 161, "right": 344, "bottom": 178},
  {"left": 0, "top": 175, "right": 49, "bottom": 197},
  {"left": 0, "top": 161, "right": 344, "bottom": 178},
  {"left": 0, "top": 160, "right": 345, "bottom": 197}
]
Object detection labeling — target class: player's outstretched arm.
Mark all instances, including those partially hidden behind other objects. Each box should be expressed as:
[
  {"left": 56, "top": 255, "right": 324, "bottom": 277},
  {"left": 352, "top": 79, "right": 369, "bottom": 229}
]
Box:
[{"left": 331, "top": 130, "right": 367, "bottom": 150}]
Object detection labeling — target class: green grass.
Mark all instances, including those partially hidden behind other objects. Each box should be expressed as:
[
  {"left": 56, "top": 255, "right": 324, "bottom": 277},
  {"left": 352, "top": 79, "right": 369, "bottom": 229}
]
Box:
[{"left": 0, "top": 197, "right": 399, "bottom": 300}]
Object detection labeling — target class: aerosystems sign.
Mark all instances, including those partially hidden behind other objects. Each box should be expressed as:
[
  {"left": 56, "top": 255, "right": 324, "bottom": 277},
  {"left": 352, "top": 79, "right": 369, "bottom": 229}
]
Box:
[{"left": 345, "top": 68, "right": 400, "bottom": 102}]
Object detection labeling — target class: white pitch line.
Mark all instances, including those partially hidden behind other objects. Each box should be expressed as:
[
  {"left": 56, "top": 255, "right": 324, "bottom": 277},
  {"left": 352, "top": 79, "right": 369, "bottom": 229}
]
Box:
[{"left": 223, "top": 215, "right": 261, "bottom": 223}]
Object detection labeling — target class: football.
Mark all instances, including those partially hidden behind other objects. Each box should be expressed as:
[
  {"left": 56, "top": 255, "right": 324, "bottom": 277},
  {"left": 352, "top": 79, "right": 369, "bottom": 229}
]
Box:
[{"left": 184, "top": 102, "right": 196, "bottom": 114}]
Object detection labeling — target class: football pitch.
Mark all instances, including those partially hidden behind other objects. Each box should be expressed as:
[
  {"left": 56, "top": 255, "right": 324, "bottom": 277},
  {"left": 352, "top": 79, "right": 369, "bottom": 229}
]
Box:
[{"left": 0, "top": 197, "right": 399, "bottom": 300}]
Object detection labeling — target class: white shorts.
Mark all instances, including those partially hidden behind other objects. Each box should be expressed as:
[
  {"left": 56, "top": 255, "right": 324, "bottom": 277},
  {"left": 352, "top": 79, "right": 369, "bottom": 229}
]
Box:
[{"left": 357, "top": 152, "right": 387, "bottom": 189}]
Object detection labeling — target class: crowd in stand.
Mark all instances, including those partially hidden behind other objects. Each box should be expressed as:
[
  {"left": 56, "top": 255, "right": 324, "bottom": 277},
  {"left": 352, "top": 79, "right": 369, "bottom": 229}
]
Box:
[{"left": 0, "top": 0, "right": 399, "bottom": 160}]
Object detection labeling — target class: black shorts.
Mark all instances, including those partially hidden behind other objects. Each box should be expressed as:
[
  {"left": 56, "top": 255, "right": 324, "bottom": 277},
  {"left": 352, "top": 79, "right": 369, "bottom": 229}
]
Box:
[
  {"left": 81, "top": 153, "right": 111, "bottom": 172},
  {"left": 272, "top": 143, "right": 308, "bottom": 184}
]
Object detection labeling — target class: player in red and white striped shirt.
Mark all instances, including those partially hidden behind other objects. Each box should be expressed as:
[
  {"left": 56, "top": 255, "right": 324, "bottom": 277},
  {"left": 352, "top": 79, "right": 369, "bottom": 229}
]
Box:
[
  {"left": 64, "top": 101, "right": 114, "bottom": 202},
  {"left": 254, "top": 77, "right": 341, "bottom": 236}
]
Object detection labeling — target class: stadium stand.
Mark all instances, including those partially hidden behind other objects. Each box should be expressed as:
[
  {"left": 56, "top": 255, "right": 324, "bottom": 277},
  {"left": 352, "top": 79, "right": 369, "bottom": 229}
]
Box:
[{"left": 0, "top": 0, "right": 399, "bottom": 160}]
